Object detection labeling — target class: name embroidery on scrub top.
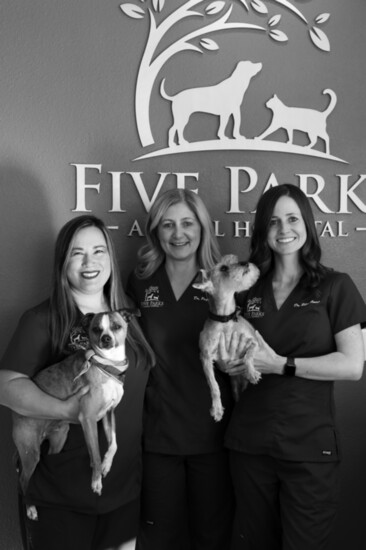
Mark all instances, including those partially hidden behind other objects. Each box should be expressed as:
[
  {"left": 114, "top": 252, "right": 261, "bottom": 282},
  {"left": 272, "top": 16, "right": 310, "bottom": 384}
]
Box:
[
  {"left": 293, "top": 300, "right": 321, "bottom": 308},
  {"left": 194, "top": 295, "right": 208, "bottom": 302},
  {"left": 141, "top": 286, "right": 164, "bottom": 308}
]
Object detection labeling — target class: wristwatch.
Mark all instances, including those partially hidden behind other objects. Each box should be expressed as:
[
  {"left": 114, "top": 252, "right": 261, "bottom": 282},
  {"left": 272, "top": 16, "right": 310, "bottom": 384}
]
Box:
[{"left": 283, "top": 357, "right": 296, "bottom": 376}]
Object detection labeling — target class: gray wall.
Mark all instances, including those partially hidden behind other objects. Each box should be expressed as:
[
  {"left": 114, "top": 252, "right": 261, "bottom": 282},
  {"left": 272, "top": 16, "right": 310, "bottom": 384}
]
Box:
[{"left": 1, "top": 1, "right": 365, "bottom": 548}]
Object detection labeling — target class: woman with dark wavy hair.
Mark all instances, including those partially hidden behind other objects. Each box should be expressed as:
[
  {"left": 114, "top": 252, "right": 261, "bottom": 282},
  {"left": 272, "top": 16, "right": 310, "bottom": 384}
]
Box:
[
  {"left": 0, "top": 215, "right": 155, "bottom": 550},
  {"left": 250, "top": 184, "right": 327, "bottom": 286},
  {"left": 221, "top": 184, "right": 366, "bottom": 550}
]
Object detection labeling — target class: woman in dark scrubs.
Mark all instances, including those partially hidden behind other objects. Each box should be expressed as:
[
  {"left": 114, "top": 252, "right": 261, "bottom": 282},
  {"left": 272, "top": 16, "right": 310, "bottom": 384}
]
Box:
[
  {"left": 128, "top": 189, "right": 234, "bottom": 550},
  {"left": 223, "top": 184, "right": 366, "bottom": 550}
]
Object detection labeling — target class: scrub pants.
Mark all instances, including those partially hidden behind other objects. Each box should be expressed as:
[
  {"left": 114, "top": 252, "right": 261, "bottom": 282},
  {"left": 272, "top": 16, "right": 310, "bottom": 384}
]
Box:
[
  {"left": 20, "top": 496, "right": 139, "bottom": 550},
  {"left": 230, "top": 451, "right": 340, "bottom": 550},
  {"left": 136, "top": 450, "right": 234, "bottom": 550}
]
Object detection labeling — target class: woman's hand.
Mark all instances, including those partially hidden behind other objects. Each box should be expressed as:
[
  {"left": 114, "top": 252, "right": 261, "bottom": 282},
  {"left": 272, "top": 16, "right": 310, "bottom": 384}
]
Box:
[
  {"left": 62, "top": 386, "right": 119, "bottom": 424},
  {"left": 60, "top": 385, "right": 90, "bottom": 421},
  {"left": 0, "top": 370, "right": 90, "bottom": 420},
  {"left": 215, "top": 330, "right": 285, "bottom": 377},
  {"left": 216, "top": 331, "right": 251, "bottom": 376},
  {"left": 253, "top": 331, "right": 284, "bottom": 375}
]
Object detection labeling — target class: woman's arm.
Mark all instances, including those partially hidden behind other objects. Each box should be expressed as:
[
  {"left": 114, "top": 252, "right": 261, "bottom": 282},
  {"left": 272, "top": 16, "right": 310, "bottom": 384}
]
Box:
[
  {"left": 0, "top": 370, "right": 88, "bottom": 420},
  {"left": 217, "top": 324, "right": 364, "bottom": 382},
  {"left": 0, "top": 305, "right": 88, "bottom": 420},
  {"left": 254, "top": 324, "right": 364, "bottom": 381}
]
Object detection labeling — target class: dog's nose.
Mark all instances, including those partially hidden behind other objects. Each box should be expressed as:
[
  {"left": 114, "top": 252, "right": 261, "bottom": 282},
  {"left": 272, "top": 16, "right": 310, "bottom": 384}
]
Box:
[{"left": 101, "top": 334, "right": 112, "bottom": 345}]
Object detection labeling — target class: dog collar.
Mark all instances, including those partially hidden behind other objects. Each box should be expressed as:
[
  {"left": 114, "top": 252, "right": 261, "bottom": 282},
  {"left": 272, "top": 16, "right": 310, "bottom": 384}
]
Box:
[
  {"left": 208, "top": 307, "right": 241, "bottom": 323},
  {"left": 94, "top": 362, "right": 128, "bottom": 385},
  {"left": 88, "top": 352, "right": 128, "bottom": 369},
  {"left": 90, "top": 354, "right": 129, "bottom": 385},
  {"left": 75, "top": 351, "right": 129, "bottom": 385}
]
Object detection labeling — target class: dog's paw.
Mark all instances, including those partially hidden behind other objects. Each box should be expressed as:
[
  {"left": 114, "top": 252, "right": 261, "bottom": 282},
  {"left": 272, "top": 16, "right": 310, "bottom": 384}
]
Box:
[
  {"left": 101, "top": 458, "right": 113, "bottom": 477},
  {"left": 26, "top": 505, "right": 38, "bottom": 521},
  {"left": 210, "top": 405, "right": 224, "bottom": 422},
  {"left": 248, "top": 368, "right": 261, "bottom": 384},
  {"left": 92, "top": 477, "right": 103, "bottom": 495}
]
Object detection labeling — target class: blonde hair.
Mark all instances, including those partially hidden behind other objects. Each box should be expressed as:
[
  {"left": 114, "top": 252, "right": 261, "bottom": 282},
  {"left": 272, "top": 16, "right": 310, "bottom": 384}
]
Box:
[{"left": 135, "top": 189, "right": 221, "bottom": 279}]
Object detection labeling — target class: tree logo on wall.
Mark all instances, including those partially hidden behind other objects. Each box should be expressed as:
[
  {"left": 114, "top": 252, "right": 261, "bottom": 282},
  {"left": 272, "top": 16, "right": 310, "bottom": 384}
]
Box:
[{"left": 120, "top": 0, "right": 344, "bottom": 163}]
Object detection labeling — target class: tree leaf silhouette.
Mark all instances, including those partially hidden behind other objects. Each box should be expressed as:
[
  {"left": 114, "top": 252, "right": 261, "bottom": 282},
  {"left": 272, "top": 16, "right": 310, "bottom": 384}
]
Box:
[
  {"left": 120, "top": 3, "right": 145, "bottom": 19},
  {"left": 268, "top": 14, "right": 281, "bottom": 27},
  {"left": 200, "top": 38, "right": 220, "bottom": 50},
  {"left": 239, "top": 0, "right": 249, "bottom": 10},
  {"left": 315, "top": 13, "right": 330, "bottom": 25},
  {"left": 205, "top": 1, "right": 226, "bottom": 16},
  {"left": 251, "top": 0, "right": 268, "bottom": 14},
  {"left": 269, "top": 29, "right": 288, "bottom": 42},
  {"left": 309, "top": 26, "right": 330, "bottom": 51},
  {"left": 152, "top": 0, "right": 165, "bottom": 12}
]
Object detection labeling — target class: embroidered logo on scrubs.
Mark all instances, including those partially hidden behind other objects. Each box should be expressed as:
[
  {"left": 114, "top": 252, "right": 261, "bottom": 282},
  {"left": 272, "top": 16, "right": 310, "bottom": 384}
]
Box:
[
  {"left": 142, "top": 286, "right": 164, "bottom": 308},
  {"left": 68, "top": 326, "right": 89, "bottom": 351},
  {"left": 245, "top": 297, "right": 264, "bottom": 319}
]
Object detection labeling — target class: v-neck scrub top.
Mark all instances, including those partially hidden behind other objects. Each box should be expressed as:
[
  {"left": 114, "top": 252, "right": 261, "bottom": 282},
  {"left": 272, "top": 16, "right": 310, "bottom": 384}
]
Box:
[
  {"left": 225, "top": 270, "right": 366, "bottom": 462},
  {"left": 127, "top": 266, "right": 233, "bottom": 455}
]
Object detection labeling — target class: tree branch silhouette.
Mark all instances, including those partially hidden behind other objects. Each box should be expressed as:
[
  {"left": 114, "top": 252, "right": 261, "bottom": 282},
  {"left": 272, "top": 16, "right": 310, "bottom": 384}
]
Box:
[{"left": 121, "top": 0, "right": 331, "bottom": 147}]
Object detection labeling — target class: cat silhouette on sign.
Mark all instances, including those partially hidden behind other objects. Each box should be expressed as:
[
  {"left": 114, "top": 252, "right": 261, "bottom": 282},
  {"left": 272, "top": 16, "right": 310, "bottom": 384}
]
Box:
[
  {"left": 256, "top": 89, "right": 337, "bottom": 155},
  {"left": 160, "top": 60, "right": 262, "bottom": 147}
]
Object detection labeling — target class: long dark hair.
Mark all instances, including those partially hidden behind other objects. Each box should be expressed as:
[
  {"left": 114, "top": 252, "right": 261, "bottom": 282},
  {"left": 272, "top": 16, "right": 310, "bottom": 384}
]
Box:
[
  {"left": 250, "top": 184, "right": 330, "bottom": 287},
  {"left": 49, "top": 215, "right": 155, "bottom": 367}
]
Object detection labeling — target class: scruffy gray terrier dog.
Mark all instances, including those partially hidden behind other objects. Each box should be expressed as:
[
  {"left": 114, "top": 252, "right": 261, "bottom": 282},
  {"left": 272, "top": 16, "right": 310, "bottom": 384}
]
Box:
[{"left": 193, "top": 255, "right": 261, "bottom": 421}]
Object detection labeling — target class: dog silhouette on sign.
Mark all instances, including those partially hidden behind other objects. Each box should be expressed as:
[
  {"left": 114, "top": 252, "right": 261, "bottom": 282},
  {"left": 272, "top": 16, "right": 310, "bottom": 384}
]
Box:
[
  {"left": 160, "top": 60, "right": 262, "bottom": 147},
  {"left": 256, "top": 89, "right": 337, "bottom": 155}
]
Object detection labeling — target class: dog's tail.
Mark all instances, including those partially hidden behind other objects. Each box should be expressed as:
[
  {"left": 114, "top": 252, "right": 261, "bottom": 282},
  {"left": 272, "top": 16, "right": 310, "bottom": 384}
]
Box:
[
  {"left": 322, "top": 89, "right": 337, "bottom": 117},
  {"left": 160, "top": 78, "right": 173, "bottom": 101}
]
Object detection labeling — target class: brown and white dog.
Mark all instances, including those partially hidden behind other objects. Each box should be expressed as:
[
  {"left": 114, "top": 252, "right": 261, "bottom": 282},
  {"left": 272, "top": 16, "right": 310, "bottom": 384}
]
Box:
[
  {"left": 193, "top": 255, "right": 261, "bottom": 422},
  {"left": 12, "top": 309, "right": 139, "bottom": 518}
]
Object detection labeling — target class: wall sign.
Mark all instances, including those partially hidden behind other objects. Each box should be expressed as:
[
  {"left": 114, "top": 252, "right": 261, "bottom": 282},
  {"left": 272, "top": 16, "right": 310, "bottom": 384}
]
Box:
[{"left": 72, "top": 1, "right": 366, "bottom": 240}]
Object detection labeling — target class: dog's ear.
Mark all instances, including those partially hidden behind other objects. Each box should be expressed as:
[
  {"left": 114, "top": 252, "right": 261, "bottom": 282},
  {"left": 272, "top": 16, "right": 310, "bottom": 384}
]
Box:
[
  {"left": 118, "top": 308, "right": 141, "bottom": 323},
  {"left": 81, "top": 313, "right": 95, "bottom": 331},
  {"left": 192, "top": 270, "right": 214, "bottom": 294}
]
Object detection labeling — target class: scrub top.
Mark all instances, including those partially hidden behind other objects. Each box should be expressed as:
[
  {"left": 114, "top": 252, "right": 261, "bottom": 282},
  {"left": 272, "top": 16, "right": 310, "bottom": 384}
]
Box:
[
  {"left": 127, "top": 265, "right": 233, "bottom": 455},
  {"left": 225, "top": 270, "right": 366, "bottom": 462}
]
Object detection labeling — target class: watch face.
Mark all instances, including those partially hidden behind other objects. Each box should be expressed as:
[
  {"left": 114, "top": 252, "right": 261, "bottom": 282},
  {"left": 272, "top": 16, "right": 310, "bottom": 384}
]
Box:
[{"left": 284, "top": 357, "right": 296, "bottom": 376}]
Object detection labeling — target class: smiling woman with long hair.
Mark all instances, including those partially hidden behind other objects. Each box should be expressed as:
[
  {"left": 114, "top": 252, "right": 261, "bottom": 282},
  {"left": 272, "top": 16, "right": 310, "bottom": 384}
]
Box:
[
  {"left": 0, "top": 215, "right": 155, "bottom": 550},
  {"left": 221, "top": 184, "right": 366, "bottom": 550}
]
